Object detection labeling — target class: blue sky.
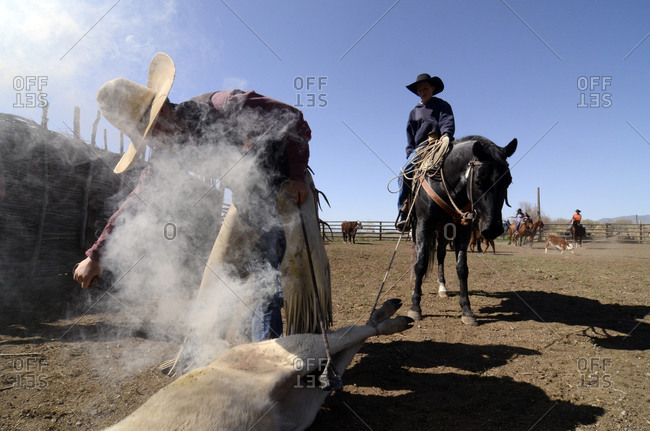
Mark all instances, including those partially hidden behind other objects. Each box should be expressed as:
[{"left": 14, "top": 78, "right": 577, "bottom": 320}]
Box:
[{"left": 2, "top": 0, "right": 649, "bottom": 222}]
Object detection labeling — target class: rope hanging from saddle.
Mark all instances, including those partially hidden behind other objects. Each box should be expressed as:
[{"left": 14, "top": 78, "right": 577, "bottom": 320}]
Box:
[
  {"left": 408, "top": 133, "right": 476, "bottom": 225},
  {"left": 407, "top": 132, "right": 449, "bottom": 180}
]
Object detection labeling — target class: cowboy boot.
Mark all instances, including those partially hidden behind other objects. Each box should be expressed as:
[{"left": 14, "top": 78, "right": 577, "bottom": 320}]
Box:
[{"left": 395, "top": 201, "right": 410, "bottom": 232}]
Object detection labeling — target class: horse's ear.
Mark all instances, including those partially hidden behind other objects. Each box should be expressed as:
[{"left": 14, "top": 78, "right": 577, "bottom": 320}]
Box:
[
  {"left": 472, "top": 141, "right": 488, "bottom": 160},
  {"left": 504, "top": 138, "right": 517, "bottom": 158}
]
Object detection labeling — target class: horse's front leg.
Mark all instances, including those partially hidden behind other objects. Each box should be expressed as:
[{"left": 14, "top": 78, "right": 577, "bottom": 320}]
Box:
[
  {"left": 455, "top": 228, "right": 478, "bottom": 326},
  {"left": 436, "top": 238, "right": 448, "bottom": 298},
  {"left": 409, "top": 228, "right": 430, "bottom": 321}
]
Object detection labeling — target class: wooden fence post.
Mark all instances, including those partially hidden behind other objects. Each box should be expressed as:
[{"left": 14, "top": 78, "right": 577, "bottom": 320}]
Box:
[
  {"left": 90, "top": 110, "right": 100, "bottom": 147},
  {"left": 41, "top": 100, "right": 49, "bottom": 129},
  {"left": 639, "top": 223, "right": 644, "bottom": 244},
  {"left": 73, "top": 106, "right": 81, "bottom": 140}
]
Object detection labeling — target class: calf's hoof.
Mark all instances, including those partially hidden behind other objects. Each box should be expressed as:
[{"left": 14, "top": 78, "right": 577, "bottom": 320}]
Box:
[
  {"left": 461, "top": 315, "right": 479, "bottom": 326},
  {"left": 367, "top": 298, "right": 402, "bottom": 326},
  {"left": 376, "top": 316, "right": 414, "bottom": 335},
  {"left": 407, "top": 308, "right": 422, "bottom": 321}
]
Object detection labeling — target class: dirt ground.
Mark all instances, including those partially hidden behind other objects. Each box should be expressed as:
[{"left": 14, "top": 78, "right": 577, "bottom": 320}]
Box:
[{"left": 1, "top": 239, "right": 649, "bottom": 430}]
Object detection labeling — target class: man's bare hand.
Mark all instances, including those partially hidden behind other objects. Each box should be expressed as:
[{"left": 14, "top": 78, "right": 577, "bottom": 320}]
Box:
[
  {"left": 288, "top": 179, "right": 310, "bottom": 204},
  {"left": 73, "top": 257, "right": 102, "bottom": 289}
]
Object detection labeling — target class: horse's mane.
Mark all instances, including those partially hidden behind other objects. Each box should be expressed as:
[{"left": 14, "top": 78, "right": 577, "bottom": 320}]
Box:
[{"left": 454, "top": 135, "right": 509, "bottom": 167}]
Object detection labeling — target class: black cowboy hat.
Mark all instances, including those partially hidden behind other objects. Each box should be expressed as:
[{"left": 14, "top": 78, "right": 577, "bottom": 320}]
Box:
[
  {"left": 406, "top": 73, "right": 444, "bottom": 95},
  {"left": 575, "top": 209, "right": 581, "bottom": 213}
]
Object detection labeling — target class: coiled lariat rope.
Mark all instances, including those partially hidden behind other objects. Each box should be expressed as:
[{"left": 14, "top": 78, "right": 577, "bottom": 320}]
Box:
[
  {"left": 410, "top": 134, "right": 450, "bottom": 178},
  {"left": 371, "top": 135, "right": 450, "bottom": 319}
]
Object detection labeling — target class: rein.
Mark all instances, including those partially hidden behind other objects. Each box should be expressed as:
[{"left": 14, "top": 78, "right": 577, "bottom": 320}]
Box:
[{"left": 418, "top": 157, "right": 482, "bottom": 226}]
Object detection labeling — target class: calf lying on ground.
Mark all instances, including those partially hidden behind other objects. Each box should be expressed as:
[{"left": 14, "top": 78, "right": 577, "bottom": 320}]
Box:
[
  {"left": 545, "top": 234, "right": 574, "bottom": 254},
  {"left": 341, "top": 221, "right": 362, "bottom": 244},
  {"left": 105, "top": 299, "right": 412, "bottom": 431}
]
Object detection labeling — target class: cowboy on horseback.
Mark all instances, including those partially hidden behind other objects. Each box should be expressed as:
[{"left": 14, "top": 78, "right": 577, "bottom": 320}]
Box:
[
  {"left": 396, "top": 73, "right": 455, "bottom": 232},
  {"left": 570, "top": 209, "right": 586, "bottom": 239},
  {"left": 571, "top": 209, "right": 583, "bottom": 228}
]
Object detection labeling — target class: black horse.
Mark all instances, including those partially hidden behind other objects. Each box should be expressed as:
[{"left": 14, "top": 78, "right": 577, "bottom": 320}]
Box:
[
  {"left": 571, "top": 219, "right": 585, "bottom": 247},
  {"left": 409, "top": 136, "right": 517, "bottom": 326}
]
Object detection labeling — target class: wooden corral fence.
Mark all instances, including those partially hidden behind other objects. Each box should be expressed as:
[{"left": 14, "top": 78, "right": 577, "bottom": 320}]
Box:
[
  {"left": 321, "top": 220, "right": 649, "bottom": 244},
  {"left": 0, "top": 112, "right": 224, "bottom": 299},
  {"left": 322, "top": 220, "right": 406, "bottom": 241},
  {"left": 0, "top": 113, "right": 139, "bottom": 290}
]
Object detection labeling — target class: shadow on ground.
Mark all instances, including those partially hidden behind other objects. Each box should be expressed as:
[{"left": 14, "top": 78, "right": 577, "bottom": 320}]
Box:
[
  {"left": 479, "top": 291, "right": 650, "bottom": 350},
  {"left": 310, "top": 339, "right": 603, "bottom": 431}
]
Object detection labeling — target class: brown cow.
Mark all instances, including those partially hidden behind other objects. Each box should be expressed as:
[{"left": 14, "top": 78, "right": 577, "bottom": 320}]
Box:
[{"left": 341, "top": 221, "right": 362, "bottom": 244}]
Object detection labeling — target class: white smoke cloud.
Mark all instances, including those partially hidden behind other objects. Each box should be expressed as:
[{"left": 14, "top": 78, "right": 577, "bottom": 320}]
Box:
[{"left": 96, "top": 103, "right": 303, "bottom": 373}]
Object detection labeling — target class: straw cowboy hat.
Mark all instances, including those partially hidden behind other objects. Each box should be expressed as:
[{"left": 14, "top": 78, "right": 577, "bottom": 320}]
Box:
[
  {"left": 406, "top": 73, "right": 444, "bottom": 96},
  {"left": 97, "top": 52, "right": 176, "bottom": 173}
]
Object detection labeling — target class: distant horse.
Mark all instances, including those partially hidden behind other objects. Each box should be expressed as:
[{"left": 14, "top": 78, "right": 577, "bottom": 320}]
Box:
[
  {"left": 521, "top": 219, "right": 545, "bottom": 247},
  {"left": 508, "top": 218, "right": 533, "bottom": 246},
  {"left": 571, "top": 219, "right": 585, "bottom": 247},
  {"left": 409, "top": 136, "right": 517, "bottom": 326},
  {"left": 469, "top": 226, "right": 495, "bottom": 254}
]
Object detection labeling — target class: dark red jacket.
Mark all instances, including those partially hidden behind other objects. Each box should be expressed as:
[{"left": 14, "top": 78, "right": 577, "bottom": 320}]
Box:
[{"left": 86, "top": 90, "right": 310, "bottom": 261}]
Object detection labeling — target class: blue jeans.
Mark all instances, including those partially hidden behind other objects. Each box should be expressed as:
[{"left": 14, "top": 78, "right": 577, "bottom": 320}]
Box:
[
  {"left": 252, "top": 278, "right": 284, "bottom": 342},
  {"left": 398, "top": 159, "right": 416, "bottom": 210},
  {"left": 246, "top": 227, "right": 286, "bottom": 342}
]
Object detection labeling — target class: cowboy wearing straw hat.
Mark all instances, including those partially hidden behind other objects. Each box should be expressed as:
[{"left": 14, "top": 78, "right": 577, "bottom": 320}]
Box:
[
  {"left": 396, "top": 73, "right": 455, "bottom": 231},
  {"left": 73, "top": 53, "right": 331, "bottom": 346}
]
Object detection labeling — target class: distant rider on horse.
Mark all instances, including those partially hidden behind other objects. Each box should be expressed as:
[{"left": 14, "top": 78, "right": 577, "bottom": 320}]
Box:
[
  {"left": 514, "top": 208, "right": 525, "bottom": 231},
  {"left": 571, "top": 209, "right": 583, "bottom": 229}
]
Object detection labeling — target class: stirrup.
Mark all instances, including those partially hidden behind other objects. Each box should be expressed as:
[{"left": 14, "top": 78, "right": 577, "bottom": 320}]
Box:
[{"left": 395, "top": 212, "right": 410, "bottom": 232}]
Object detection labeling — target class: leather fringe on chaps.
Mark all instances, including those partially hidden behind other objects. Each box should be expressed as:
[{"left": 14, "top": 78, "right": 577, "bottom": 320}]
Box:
[
  {"left": 277, "top": 172, "right": 333, "bottom": 334},
  {"left": 197, "top": 171, "right": 332, "bottom": 338}
]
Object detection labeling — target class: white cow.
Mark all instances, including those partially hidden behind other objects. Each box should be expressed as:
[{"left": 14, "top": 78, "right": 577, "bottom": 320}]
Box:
[{"left": 105, "top": 299, "right": 412, "bottom": 431}]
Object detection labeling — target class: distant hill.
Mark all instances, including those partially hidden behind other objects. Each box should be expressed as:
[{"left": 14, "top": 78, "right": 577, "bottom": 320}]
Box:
[{"left": 597, "top": 215, "right": 650, "bottom": 224}]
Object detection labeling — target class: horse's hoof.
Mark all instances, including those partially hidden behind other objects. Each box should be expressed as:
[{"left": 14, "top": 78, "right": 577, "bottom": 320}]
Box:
[
  {"left": 438, "top": 289, "right": 448, "bottom": 298},
  {"left": 461, "top": 315, "right": 479, "bottom": 326},
  {"left": 407, "top": 309, "right": 422, "bottom": 321}
]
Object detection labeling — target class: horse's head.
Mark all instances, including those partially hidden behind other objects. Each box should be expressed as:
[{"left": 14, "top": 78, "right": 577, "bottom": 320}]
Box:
[{"left": 466, "top": 137, "right": 517, "bottom": 239}]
